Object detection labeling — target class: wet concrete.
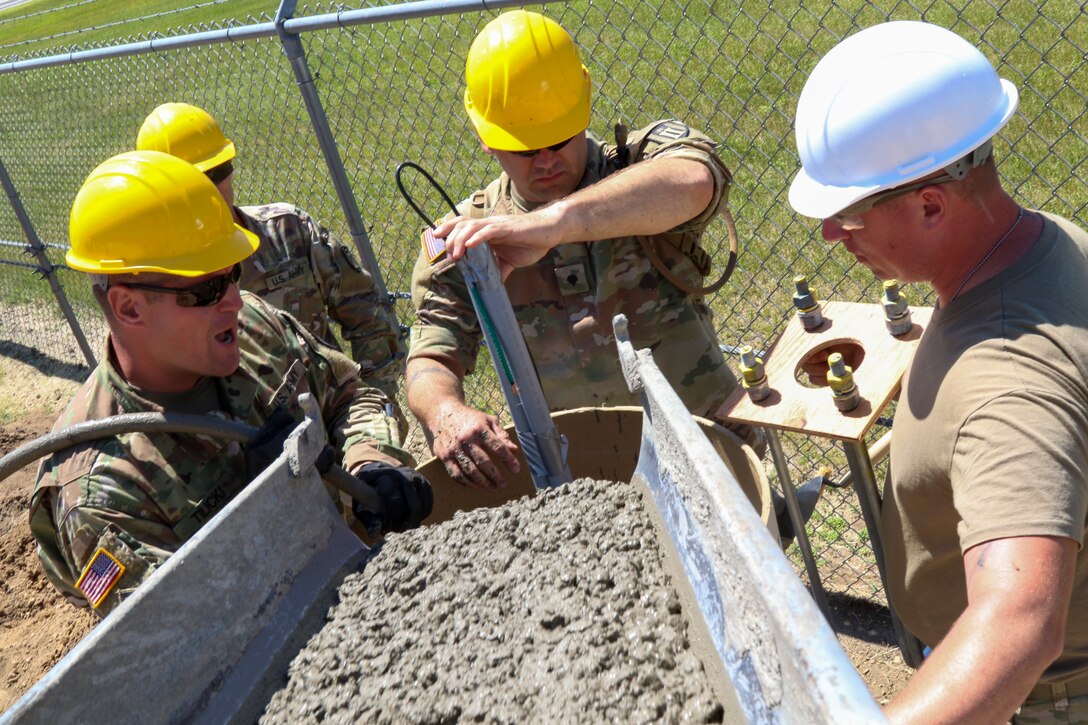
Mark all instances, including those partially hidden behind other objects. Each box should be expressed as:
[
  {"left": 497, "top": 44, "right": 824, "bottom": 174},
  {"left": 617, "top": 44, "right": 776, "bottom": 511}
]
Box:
[{"left": 261, "top": 478, "right": 726, "bottom": 724}]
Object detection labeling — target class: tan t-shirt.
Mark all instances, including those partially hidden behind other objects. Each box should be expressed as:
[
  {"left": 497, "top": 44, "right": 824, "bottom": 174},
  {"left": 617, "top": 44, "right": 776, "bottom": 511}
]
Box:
[{"left": 887, "top": 211, "right": 1088, "bottom": 684}]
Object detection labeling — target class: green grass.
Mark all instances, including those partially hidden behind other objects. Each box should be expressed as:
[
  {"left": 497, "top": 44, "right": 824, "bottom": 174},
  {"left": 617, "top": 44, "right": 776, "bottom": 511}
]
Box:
[{"left": 0, "top": 0, "right": 273, "bottom": 55}]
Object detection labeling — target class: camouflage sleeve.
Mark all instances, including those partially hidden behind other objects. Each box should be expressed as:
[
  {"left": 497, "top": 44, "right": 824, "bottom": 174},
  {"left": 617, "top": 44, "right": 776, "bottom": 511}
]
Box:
[
  {"left": 622, "top": 119, "right": 733, "bottom": 233},
  {"left": 29, "top": 460, "right": 173, "bottom": 616},
  {"left": 261, "top": 300, "right": 413, "bottom": 472},
  {"left": 299, "top": 209, "right": 406, "bottom": 401},
  {"left": 407, "top": 205, "right": 485, "bottom": 375}
]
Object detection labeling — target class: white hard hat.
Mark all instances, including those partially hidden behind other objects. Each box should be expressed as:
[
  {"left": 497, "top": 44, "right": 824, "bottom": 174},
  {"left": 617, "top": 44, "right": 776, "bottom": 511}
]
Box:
[{"left": 789, "top": 21, "right": 1019, "bottom": 219}]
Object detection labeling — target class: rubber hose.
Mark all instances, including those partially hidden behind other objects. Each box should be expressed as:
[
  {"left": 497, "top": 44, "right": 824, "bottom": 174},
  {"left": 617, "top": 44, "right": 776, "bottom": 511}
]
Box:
[{"left": 0, "top": 411, "right": 384, "bottom": 515}]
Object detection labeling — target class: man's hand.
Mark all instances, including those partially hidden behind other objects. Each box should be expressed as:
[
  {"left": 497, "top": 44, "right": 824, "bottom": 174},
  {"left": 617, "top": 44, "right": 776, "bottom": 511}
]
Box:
[
  {"left": 244, "top": 406, "right": 297, "bottom": 481},
  {"left": 353, "top": 463, "right": 434, "bottom": 534},
  {"left": 430, "top": 400, "right": 521, "bottom": 489},
  {"left": 405, "top": 358, "right": 519, "bottom": 489},
  {"left": 433, "top": 208, "right": 565, "bottom": 279}
]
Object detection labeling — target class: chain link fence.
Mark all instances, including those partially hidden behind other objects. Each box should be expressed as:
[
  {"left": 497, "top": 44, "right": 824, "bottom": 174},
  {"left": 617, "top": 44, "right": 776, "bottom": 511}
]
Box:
[{"left": 0, "top": 0, "right": 1085, "bottom": 618}]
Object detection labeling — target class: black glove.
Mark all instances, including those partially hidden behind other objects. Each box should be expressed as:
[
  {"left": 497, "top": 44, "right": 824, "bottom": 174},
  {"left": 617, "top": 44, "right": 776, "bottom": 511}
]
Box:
[
  {"left": 244, "top": 407, "right": 298, "bottom": 482},
  {"left": 352, "top": 463, "right": 434, "bottom": 535}
]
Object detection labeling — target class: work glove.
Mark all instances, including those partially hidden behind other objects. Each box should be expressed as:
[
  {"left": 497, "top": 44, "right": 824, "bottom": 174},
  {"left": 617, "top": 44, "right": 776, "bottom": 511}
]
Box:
[
  {"left": 244, "top": 406, "right": 298, "bottom": 482},
  {"left": 352, "top": 462, "right": 434, "bottom": 535}
]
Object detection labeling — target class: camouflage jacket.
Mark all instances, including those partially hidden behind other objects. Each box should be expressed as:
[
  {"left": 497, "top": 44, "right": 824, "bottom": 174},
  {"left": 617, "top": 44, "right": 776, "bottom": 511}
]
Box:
[
  {"left": 409, "top": 119, "right": 739, "bottom": 417},
  {"left": 236, "top": 203, "right": 404, "bottom": 399},
  {"left": 29, "top": 293, "right": 411, "bottom": 616}
]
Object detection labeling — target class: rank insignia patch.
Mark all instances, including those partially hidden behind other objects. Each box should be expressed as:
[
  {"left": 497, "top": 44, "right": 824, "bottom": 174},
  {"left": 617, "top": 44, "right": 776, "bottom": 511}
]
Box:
[
  {"left": 422, "top": 226, "right": 446, "bottom": 263},
  {"left": 77, "top": 547, "right": 125, "bottom": 608},
  {"left": 649, "top": 119, "right": 690, "bottom": 141}
]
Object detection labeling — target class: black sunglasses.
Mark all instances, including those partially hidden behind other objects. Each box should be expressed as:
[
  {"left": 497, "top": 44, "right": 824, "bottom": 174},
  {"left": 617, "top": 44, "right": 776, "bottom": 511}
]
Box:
[
  {"left": 205, "top": 160, "right": 234, "bottom": 185},
  {"left": 115, "top": 264, "right": 242, "bottom": 307},
  {"left": 508, "top": 135, "right": 576, "bottom": 158}
]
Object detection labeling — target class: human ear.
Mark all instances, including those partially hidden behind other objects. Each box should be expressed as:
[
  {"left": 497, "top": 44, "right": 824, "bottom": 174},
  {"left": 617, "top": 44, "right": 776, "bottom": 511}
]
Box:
[
  {"left": 108, "top": 286, "right": 145, "bottom": 327},
  {"left": 918, "top": 187, "right": 948, "bottom": 230}
]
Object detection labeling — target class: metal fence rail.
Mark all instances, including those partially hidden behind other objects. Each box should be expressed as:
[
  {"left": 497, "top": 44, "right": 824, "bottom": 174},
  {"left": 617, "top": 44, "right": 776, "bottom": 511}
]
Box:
[{"left": 0, "top": 0, "right": 1085, "bottom": 613}]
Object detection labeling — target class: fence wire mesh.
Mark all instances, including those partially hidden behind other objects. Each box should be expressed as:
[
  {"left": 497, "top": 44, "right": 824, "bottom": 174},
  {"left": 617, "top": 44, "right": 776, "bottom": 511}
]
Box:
[{"left": 0, "top": 0, "right": 1086, "bottom": 614}]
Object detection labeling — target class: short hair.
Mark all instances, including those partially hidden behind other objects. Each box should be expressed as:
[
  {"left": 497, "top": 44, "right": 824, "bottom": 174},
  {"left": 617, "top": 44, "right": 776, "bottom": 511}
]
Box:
[
  {"left": 949, "top": 154, "right": 1000, "bottom": 202},
  {"left": 91, "top": 271, "right": 173, "bottom": 322}
]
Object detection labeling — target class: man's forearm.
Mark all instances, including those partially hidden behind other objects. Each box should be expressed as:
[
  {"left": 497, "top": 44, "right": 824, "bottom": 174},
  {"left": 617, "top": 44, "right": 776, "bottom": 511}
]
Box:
[
  {"left": 886, "top": 606, "right": 1056, "bottom": 724},
  {"left": 406, "top": 357, "right": 467, "bottom": 435},
  {"left": 551, "top": 155, "right": 714, "bottom": 243},
  {"left": 886, "top": 536, "right": 1075, "bottom": 724}
]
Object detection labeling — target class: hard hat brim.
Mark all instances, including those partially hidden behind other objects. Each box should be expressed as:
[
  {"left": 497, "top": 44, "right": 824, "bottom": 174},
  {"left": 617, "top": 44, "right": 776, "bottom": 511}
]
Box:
[
  {"left": 192, "top": 140, "right": 236, "bottom": 173},
  {"left": 788, "top": 172, "right": 881, "bottom": 221},
  {"left": 789, "top": 77, "right": 1019, "bottom": 220},
  {"left": 67, "top": 224, "right": 258, "bottom": 277},
  {"left": 465, "top": 76, "right": 591, "bottom": 152}
]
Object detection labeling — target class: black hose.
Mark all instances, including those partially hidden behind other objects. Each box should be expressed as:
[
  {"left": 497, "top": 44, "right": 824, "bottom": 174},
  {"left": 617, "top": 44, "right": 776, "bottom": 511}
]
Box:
[
  {"left": 0, "top": 412, "right": 384, "bottom": 515},
  {"left": 394, "top": 161, "right": 462, "bottom": 228}
]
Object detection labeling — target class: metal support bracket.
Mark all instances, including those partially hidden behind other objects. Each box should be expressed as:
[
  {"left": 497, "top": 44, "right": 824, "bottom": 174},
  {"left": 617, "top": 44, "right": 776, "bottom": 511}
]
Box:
[
  {"left": 766, "top": 428, "right": 832, "bottom": 622},
  {"left": 842, "top": 440, "right": 924, "bottom": 668}
]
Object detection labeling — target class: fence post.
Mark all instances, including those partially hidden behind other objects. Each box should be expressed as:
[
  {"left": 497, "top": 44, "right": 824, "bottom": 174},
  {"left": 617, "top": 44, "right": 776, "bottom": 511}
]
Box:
[
  {"left": 272, "top": 0, "right": 406, "bottom": 352},
  {"left": 0, "top": 156, "right": 96, "bottom": 368}
]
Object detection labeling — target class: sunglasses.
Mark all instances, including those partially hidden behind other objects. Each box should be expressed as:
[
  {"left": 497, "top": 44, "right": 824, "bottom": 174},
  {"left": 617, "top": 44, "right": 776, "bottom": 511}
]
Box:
[
  {"left": 830, "top": 174, "right": 959, "bottom": 229},
  {"left": 205, "top": 160, "right": 234, "bottom": 185},
  {"left": 508, "top": 135, "right": 576, "bottom": 159},
  {"left": 115, "top": 264, "right": 242, "bottom": 307}
]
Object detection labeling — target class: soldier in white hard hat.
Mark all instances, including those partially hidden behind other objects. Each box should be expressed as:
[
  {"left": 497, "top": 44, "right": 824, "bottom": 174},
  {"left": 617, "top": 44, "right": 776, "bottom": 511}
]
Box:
[{"left": 791, "top": 21, "right": 1087, "bottom": 724}]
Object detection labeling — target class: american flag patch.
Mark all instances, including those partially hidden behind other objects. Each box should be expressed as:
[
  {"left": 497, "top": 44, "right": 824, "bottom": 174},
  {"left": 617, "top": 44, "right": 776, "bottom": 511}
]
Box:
[
  {"left": 76, "top": 547, "right": 125, "bottom": 608},
  {"left": 421, "top": 226, "right": 446, "bottom": 263}
]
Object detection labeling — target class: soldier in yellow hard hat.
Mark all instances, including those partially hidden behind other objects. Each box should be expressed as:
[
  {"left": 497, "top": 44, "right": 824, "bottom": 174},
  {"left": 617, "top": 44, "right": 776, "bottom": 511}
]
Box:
[
  {"left": 30, "top": 150, "right": 431, "bottom": 616},
  {"left": 407, "top": 10, "right": 747, "bottom": 488},
  {"left": 137, "top": 102, "right": 405, "bottom": 402}
]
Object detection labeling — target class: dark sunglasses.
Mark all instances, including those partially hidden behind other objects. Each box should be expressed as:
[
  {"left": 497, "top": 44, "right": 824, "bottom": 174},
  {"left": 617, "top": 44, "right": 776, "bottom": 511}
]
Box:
[
  {"left": 115, "top": 264, "right": 242, "bottom": 307},
  {"left": 205, "top": 160, "right": 234, "bottom": 185},
  {"left": 508, "top": 135, "right": 576, "bottom": 158}
]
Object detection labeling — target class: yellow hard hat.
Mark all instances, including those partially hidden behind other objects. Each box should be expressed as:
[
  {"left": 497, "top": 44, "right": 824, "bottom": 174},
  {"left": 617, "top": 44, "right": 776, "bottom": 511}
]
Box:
[
  {"left": 464, "top": 10, "right": 591, "bottom": 152},
  {"left": 67, "top": 150, "right": 258, "bottom": 276},
  {"left": 136, "top": 102, "right": 235, "bottom": 172}
]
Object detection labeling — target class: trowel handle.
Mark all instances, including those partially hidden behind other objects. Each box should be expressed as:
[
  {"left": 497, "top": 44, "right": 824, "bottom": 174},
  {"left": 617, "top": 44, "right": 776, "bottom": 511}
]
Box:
[{"left": 322, "top": 464, "right": 386, "bottom": 518}]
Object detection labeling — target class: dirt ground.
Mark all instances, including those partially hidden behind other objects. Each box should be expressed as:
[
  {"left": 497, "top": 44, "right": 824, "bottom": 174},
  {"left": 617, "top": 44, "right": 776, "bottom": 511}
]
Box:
[
  {"left": 0, "top": 350, "right": 913, "bottom": 714},
  {"left": 0, "top": 353, "right": 95, "bottom": 712}
]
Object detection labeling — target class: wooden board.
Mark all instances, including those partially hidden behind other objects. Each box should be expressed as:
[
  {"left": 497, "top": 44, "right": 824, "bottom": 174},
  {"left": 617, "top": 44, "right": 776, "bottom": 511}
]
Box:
[{"left": 716, "top": 300, "right": 933, "bottom": 442}]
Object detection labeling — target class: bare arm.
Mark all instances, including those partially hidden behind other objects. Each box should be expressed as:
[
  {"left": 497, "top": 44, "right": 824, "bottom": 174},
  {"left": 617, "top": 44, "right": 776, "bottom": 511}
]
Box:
[
  {"left": 436, "top": 156, "right": 714, "bottom": 277},
  {"left": 885, "top": 535, "right": 1077, "bottom": 724},
  {"left": 405, "top": 356, "right": 520, "bottom": 488}
]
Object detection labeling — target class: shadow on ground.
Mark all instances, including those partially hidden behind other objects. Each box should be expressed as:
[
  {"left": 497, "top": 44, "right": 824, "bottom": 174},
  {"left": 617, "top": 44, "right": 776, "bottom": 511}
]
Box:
[
  {"left": 0, "top": 339, "right": 89, "bottom": 382},
  {"left": 828, "top": 590, "right": 900, "bottom": 646}
]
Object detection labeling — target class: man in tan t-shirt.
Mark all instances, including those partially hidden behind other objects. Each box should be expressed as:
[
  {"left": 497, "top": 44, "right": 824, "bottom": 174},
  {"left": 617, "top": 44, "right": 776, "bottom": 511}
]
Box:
[{"left": 790, "top": 21, "right": 1087, "bottom": 724}]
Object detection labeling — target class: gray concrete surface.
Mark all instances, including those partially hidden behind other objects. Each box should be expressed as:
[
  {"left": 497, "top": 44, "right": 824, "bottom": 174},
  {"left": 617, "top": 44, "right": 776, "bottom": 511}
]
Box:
[{"left": 261, "top": 478, "right": 726, "bottom": 724}]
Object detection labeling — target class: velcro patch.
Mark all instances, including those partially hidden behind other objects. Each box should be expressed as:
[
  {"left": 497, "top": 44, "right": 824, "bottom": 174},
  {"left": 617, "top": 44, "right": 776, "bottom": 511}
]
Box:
[
  {"left": 77, "top": 547, "right": 126, "bottom": 608},
  {"left": 422, "top": 227, "right": 446, "bottom": 263},
  {"left": 649, "top": 120, "right": 691, "bottom": 142},
  {"left": 264, "top": 260, "right": 307, "bottom": 291},
  {"left": 270, "top": 359, "right": 305, "bottom": 411}
]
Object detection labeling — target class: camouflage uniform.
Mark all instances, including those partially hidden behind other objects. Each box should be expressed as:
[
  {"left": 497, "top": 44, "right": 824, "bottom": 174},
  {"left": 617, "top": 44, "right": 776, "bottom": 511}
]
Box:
[
  {"left": 410, "top": 119, "right": 739, "bottom": 418},
  {"left": 236, "top": 203, "right": 404, "bottom": 400},
  {"left": 29, "top": 293, "right": 411, "bottom": 616}
]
